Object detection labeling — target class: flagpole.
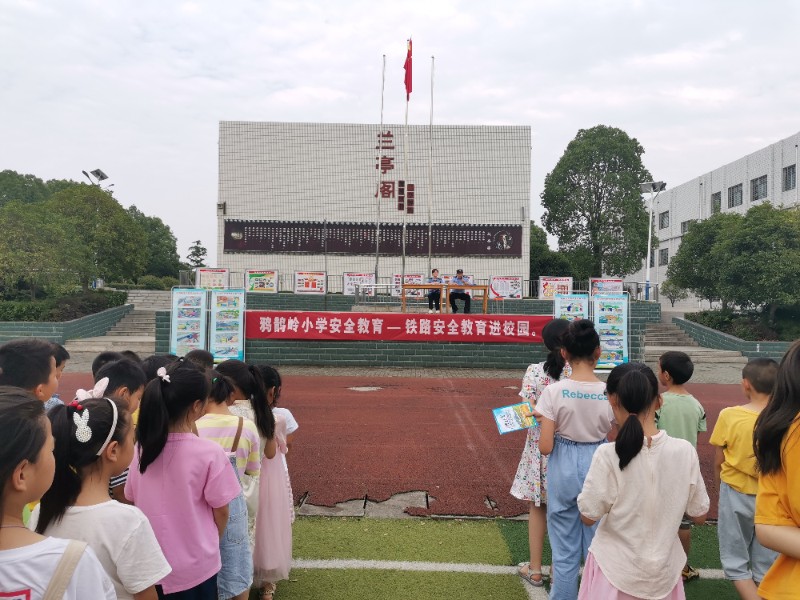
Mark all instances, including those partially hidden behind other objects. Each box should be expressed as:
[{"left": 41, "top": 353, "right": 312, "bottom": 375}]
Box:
[
  {"left": 402, "top": 93, "right": 408, "bottom": 286},
  {"left": 375, "top": 55, "right": 386, "bottom": 286},
  {"left": 427, "top": 55, "right": 434, "bottom": 275}
]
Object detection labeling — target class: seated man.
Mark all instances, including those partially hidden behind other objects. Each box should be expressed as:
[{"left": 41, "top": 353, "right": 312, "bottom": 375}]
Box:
[
  {"left": 449, "top": 269, "right": 472, "bottom": 314},
  {"left": 427, "top": 268, "right": 443, "bottom": 313}
]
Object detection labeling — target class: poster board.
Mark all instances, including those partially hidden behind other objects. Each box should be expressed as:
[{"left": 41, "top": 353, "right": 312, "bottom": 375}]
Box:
[
  {"left": 489, "top": 275, "right": 523, "bottom": 299},
  {"left": 343, "top": 272, "right": 376, "bottom": 296},
  {"left": 195, "top": 268, "right": 229, "bottom": 290},
  {"left": 209, "top": 290, "right": 246, "bottom": 362},
  {"left": 538, "top": 276, "right": 573, "bottom": 299},
  {"left": 593, "top": 293, "right": 629, "bottom": 369},
  {"left": 392, "top": 273, "right": 424, "bottom": 297},
  {"left": 245, "top": 269, "right": 279, "bottom": 294},
  {"left": 554, "top": 293, "right": 590, "bottom": 321},
  {"left": 590, "top": 278, "right": 624, "bottom": 296},
  {"left": 294, "top": 271, "right": 327, "bottom": 295},
  {"left": 170, "top": 289, "right": 208, "bottom": 356}
]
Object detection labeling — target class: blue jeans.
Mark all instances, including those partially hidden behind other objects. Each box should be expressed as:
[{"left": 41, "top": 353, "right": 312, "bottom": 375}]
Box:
[
  {"left": 546, "top": 435, "right": 603, "bottom": 600},
  {"left": 218, "top": 455, "right": 253, "bottom": 599}
]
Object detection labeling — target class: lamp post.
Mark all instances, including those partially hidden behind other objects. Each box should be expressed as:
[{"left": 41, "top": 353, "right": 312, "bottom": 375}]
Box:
[
  {"left": 81, "top": 169, "right": 112, "bottom": 191},
  {"left": 640, "top": 181, "right": 667, "bottom": 301}
]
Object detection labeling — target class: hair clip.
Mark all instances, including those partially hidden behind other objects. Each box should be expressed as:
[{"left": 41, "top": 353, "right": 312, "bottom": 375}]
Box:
[
  {"left": 69, "top": 399, "right": 84, "bottom": 412},
  {"left": 157, "top": 367, "right": 171, "bottom": 383},
  {"left": 212, "top": 377, "right": 219, "bottom": 383},
  {"left": 73, "top": 410, "right": 92, "bottom": 443},
  {"left": 75, "top": 377, "right": 109, "bottom": 402},
  {"left": 95, "top": 398, "right": 119, "bottom": 456}
]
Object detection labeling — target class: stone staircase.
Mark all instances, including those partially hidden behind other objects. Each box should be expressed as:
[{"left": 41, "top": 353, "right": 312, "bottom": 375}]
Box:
[
  {"left": 643, "top": 322, "right": 747, "bottom": 367},
  {"left": 64, "top": 310, "right": 156, "bottom": 359}
]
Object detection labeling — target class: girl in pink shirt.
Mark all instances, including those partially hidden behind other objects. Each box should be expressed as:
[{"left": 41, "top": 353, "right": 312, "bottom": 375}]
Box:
[{"left": 126, "top": 362, "right": 241, "bottom": 599}]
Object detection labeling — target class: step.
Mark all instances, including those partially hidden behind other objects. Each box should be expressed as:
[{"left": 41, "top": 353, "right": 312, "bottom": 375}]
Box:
[
  {"left": 644, "top": 346, "right": 748, "bottom": 364},
  {"left": 65, "top": 335, "right": 156, "bottom": 354}
]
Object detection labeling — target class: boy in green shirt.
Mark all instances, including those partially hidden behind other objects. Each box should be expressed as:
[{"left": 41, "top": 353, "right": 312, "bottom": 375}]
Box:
[{"left": 656, "top": 350, "right": 707, "bottom": 582}]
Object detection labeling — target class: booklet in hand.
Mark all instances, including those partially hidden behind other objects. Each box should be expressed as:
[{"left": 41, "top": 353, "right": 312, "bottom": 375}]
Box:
[{"left": 492, "top": 402, "right": 537, "bottom": 434}]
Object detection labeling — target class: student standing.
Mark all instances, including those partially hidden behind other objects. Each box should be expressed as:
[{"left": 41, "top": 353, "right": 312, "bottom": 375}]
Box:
[
  {"left": 536, "top": 319, "right": 613, "bottom": 600},
  {"left": 754, "top": 340, "right": 800, "bottom": 598},
  {"left": 578, "top": 366, "right": 709, "bottom": 599},
  {"left": 656, "top": 350, "right": 707, "bottom": 582}
]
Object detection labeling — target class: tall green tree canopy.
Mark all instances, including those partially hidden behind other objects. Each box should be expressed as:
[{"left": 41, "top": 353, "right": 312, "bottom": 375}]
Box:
[
  {"left": 127, "top": 206, "right": 181, "bottom": 278},
  {"left": 540, "top": 125, "right": 653, "bottom": 277},
  {"left": 0, "top": 170, "right": 80, "bottom": 207},
  {"left": 529, "top": 222, "right": 573, "bottom": 280},
  {"left": 186, "top": 240, "right": 208, "bottom": 268}
]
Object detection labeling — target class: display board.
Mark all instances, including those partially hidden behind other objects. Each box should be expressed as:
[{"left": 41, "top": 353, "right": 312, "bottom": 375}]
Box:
[
  {"left": 343, "top": 272, "right": 376, "bottom": 296},
  {"left": 489, "top": 275, "right": 523, "bottom": 299},
  {"left": 209, "top": 290, "right": 246, "bottom": 362},
  {"left": 170, "top": 289, "right": 208, "bottom": 356},
  {"left": 392, "top": 273, "right": 424, "bottom": 297},
  {"left": 196, "top": 268, "right": 229, "bottom": 290},
  {"left": 538, "top": 276, "right": 573, "bottom": 299},
  {"left": 554, "top": 293, "right": 590, "bottom": 321},
  {"left": 593, "top": 293, "right": 629, "bottom": 369},
  {"left": 245, "top": 269, "right": 279, "bottom": 293},
  {"left": 294, "top": 271, "right": 327, "bottom": 295},
  {"left": 590, "top": 278, "right": 624, "bottom": 296}
]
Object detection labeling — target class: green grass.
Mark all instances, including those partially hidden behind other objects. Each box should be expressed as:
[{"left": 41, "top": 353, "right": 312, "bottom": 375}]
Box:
[{"left": 250, "top": 517, "right": 745, "bottom": 600}]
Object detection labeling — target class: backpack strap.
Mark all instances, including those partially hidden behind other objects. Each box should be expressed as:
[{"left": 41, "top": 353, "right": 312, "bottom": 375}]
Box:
[
  {"left": 230, "top": 416, "right": 244, "bottom": 453},
  {"left": 42, "top": 539, "right": 88, "bottom": 600}
]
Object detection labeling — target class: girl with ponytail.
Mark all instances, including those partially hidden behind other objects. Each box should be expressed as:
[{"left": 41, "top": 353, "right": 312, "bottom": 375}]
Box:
[
  {"left": 577, "top": 365, "right": 709, "bottom": 599},
  {"left": 32, "top": 396, "right": 170, "bottom": 600},
  {"left": 126, "top": 361, "right": 241, "bottom": 599}
]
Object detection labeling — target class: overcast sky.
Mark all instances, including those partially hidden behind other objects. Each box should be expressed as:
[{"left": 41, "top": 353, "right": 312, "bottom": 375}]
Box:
[{"left": 2, "top": 0, "right": 799, "bottom": 264}]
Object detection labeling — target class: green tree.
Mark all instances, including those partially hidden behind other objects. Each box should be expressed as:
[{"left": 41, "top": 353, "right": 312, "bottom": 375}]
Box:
[
  {"left": 541, "top": 125, "right": 653, "bottom": 277},
  {"left": 529, "top": 222, "right": 573, "bottom": 293},
  {"left": 0, "top": 170, "right": 49, "bottom": 207},
  {"left": 659, "top": 279, "right": 688, "bottom": 307},
  {"left": 186, "top": 240, "right": 208, "bottom": 268},
  {"left": 127, "top": 206, "right": 182, "bottom": 278},
  {"left": 0, "top": 201, "right": 72, "bottom": 298},
  {"left": 667, "top": 212, "right": 742, "bottom": 307},
  {"left": 44, "top": 185, "right": 148, "bottom": 289}
]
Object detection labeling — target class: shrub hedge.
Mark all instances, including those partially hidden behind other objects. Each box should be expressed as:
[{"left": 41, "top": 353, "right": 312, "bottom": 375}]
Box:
[{"left": 0, "top": 290, "right": 128, "bottom": 322}]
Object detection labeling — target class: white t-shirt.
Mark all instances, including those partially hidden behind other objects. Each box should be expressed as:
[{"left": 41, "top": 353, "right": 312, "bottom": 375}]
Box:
[
  {"left": 0, "top": 536, "right": 116, "bottom": 599},
  {"left": 273, "top": 407, "right": 299, "bottom": 435},
  {"left": 536, "top": 378, "right": 613, "bottom": 442},
  {"left": 578, "top": 432, "right": 710, "bottom": 598},
  {"left": 30, "top": 501, "right": 171, "bottom": 600}
]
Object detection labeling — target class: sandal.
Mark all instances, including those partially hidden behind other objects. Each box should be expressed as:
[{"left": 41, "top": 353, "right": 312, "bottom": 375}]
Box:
[
  {"left": 260, "top": 582, "right": 276, "bottom": 600},
  {"left": 517, "top": 562, "right": 545, "bottom": 587}
]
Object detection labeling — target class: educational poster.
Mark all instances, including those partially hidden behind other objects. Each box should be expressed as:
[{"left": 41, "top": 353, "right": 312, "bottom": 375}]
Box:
[
  {"left": 209, "top": 290, "right": 246, "bottom": 362},
  {"left": 391, "top": 273, "right": 424, "bottom": 297},
  {"left": 538, "top": 276, "right": 573, "bottom": 299},
  {"left": 343, "top": 272, "right": 376, "bottom": 296},
  {"left": 195, "top": 268, "right": 229, "bottom": 290},
  {"left": 245, "top": 269, "right": 278, "bottom": 293},
  {"left": 489, "top": 275, "right": 523, "bottom": 299},
  {"left": 554, "top": 293, "right": 589, "bottom": 321},
  {"left": 170, "top": 289, "right": 208, "bottom": 356},
  {"left": 294, "top": 271, "right": 327, "bottom": 295},
  {"left": 593, "top": 294, "right": 629, "bottom": 369},
  {"left": 590, "top": 278, "right": 624, "bottom": 296},
  {"left": 492, "top": 402, "right": 537, "bottom": 434}
]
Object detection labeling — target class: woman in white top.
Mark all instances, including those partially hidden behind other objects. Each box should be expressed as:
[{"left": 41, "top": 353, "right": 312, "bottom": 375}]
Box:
[
  {"left": 578, "top": 364, "right": 709, "bottom": 600},
  {"left": 32, "top": 395, "right": 170, "bottom": 600},
  {"left": 0, "top": 387, "right": 115, "bottom": 599}
]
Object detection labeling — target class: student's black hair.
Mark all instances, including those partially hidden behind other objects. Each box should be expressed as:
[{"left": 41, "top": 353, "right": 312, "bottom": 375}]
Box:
[
  {"left": 91, "top": 351, "right": 124, "bottom": 378},
  {"left": 742, "top": 358, "right": 779, "bottom": 396},
  {"left": 36, "top": 397, "right": 130, "bottom": 533},
  {"left": 120, "top": 350, "right": 142, "bottom": 364},
  {"left": 605, "top": 362, "right": 652, "bottom": 397},
  {"left": 541, "top": 319, "right": 570, "bottom": 380},
  {"left": 52, "top": 344, "right": 70, "bottom": 367},
  {"left": 659, "top": 351, "right": 694, "bottom": 385},
  {"left": 95, "top": 359, "right": 147, "bottom": 397},
  {"left": 755, "top": 340, "right": 800, "bottom": 476},
  {"left": 208, "top": 370, "right": 235, "bottom": 405},
  {"left": 0, "top": 338, "right": 55, "bottom": 391},
  {"left": 258, "top": 365, "right": 283, "bottom": 407},
  {"left": 561, "top": 319, "right": 600, "bottom": 361},
  {"left": 136, "top": 362, "right": 209, "bottom": 474},
  {"left": 216, "top": 359, "right": 275, "bottom": 440},
  {"left": 185, "top": 349, "right": 215, "bottom": 371},
  {"left": 141, "top": 354, "right": 180, "bottom": 382},
  {"left": 0, "top": 386, "right": 48, "bottom": 525},
  {"left": 613, "top": 367, "right": 660, "bottom": 470}
]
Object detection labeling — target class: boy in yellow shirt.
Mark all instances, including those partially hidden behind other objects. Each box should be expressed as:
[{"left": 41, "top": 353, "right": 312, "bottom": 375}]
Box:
[{"left": 711, "top": 358, "right": 779, "bottom": 600}]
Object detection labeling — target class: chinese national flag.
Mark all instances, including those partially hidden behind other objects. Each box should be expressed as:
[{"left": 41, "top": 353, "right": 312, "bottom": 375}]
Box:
[{"left": 403, "top": 39, "right": 412, "bottom": 100}]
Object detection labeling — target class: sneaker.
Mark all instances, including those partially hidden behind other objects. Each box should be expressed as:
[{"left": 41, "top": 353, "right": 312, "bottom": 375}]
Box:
[
  {"left": 682, "top": 565, "right": 699, "bottom": 582},
  {"left": 428, "top": 309, "right": 434, "bottom": 313}
]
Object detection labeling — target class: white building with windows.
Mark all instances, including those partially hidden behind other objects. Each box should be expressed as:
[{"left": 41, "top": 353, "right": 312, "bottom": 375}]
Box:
[{"left": 627, "top": 131, "right": 800, "bottom": 292}]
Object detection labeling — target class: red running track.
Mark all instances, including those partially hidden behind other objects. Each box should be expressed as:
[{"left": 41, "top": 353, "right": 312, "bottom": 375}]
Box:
[{"left": 58, "top": 373, "right": 739, "bottom": 519}]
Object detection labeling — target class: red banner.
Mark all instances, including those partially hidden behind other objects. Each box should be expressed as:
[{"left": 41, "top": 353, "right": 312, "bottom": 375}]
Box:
[{"left": 245, "top": 311, "right": 548, "bottom": 344}]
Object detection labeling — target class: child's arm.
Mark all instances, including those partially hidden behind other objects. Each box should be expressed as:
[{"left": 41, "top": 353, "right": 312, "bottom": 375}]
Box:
[
  {"left": 264, "top": 437, "right": 278, "bottom": 459},
  {"left": 212, "top": 504, "right": 229, "bottom": 539},
  {"left": 756, "top": 524, "right": 800, "bottom": 559},
  {"left": 134, "top": 586, "right": 159, "bottom": 600},
  {"left": 538, "top": 417, "right": 555, "bottom": 455},
  {"left": 713, "top": 446, "right": 725, "bottom": 492}
]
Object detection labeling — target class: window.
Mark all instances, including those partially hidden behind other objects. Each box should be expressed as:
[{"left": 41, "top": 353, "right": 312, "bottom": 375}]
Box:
[
  {"left": 711, "top": 192, "right": 721, "bottom": 214},
  {"left": 784, "top": 164, "right": 797, "bottom": 192},
  {"left": 658, "top": 211, "right": 670, "bottom": 229},
  {"left": 728, "top": 184, "right": 743, "bottom": 208},
  {"left": 680, "top": 220, "right": 696, "bottom": 235},
  {"left": 751, "top": 175, "right": 768, "bottom": 201},
  {"left": 658, "top": 248, "right": 669, "bottom": 266}
]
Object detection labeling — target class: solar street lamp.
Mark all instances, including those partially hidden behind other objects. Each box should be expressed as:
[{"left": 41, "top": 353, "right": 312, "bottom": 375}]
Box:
[{"left": 640, "top": 181, "right": 667, "bottom": 301}]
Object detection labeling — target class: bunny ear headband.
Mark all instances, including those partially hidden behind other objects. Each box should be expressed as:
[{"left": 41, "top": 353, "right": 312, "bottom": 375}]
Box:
[
  {"left": 75, "top": 377, "right": 109, "bottom": 402},
  {"left": 69, "top": 396, "right": 119, "bottom": 456}
]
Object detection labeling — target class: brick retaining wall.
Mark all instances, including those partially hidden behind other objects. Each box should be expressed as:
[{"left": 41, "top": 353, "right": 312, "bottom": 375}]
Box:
[
  {"left": 673, "top": 317, "right": 791, "bottom": 360},
  {"left": 0, "top": 304, "right": 134, "bottom": 344}
]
